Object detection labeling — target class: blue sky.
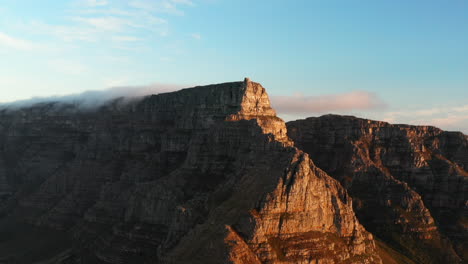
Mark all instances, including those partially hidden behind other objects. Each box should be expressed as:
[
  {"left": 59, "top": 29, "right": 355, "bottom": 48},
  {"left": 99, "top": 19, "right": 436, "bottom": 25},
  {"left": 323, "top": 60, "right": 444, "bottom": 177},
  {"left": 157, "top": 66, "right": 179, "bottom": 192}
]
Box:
[{"left": 0, "top": 0, "right": 467, "bottom": 132}]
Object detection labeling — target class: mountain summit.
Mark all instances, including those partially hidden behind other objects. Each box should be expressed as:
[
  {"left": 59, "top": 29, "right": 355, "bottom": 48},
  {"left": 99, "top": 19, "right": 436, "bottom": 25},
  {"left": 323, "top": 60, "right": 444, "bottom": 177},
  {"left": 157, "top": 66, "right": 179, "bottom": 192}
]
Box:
[{"left": 0, "top": 80, "right": 465, "bottom": 263}]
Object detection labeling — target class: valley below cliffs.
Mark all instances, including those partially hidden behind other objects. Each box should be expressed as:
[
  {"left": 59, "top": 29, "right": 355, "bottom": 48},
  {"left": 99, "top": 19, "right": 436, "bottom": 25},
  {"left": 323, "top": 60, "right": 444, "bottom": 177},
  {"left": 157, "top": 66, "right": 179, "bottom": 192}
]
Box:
[{"left": 0, "top": 79, "right": 466, "bottom": 264}]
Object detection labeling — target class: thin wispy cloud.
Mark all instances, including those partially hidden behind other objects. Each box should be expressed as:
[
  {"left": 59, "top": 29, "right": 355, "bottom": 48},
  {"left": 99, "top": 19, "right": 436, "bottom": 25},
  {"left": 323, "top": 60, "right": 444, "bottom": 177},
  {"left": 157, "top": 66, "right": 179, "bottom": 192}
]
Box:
[
  {"left": 111, "top": 35, "right": 142, "bottom": 42},
  {"left": 71, "top": 16, "right": 129, "bottom": 31},
  {"left": 171, "top": 0, "right": 194, "bottom": 6},
  {"left": 77, "top": 8, "right": 135, "bottom": 16},
  {"left": 382, "top": 104, "right": 468, "bottom": 133},
  {"left": 81, "top": 0, "right": 108, "bottom": 7},
  {"left": 48, "top": 59, "right": 87, "bottom": 75},
  {"left": 410, "top": 114, "right": 468, "bottom": 133},
  {"left": 429, "top": 115, "right": 468, "bottom": 127},
  {"left": 30, "top": 20, "right": 99, "bottom": 42},
  {"left": 191, "top": 33, "right": 201, "bottom": 40},
  {"left": 271, "top": 91, "right": 386, "bottom": 114},
  {"left": 274, "top": 92, "right": 467, "bottom": 133},
  {"left": 103, "top": 77, "right": 130, "bottom": 88},
  {"left": 0, "top": 32, "right": 35, "bottom": 50},
  {"left": 19, "top": 0, "right": 191, "bottom": 45},
  {"left": 129, "top": 0, "right": 190, "bottom": 15},
  {"left": 383, "top": 104, "right": 468, "bottom": 122}
]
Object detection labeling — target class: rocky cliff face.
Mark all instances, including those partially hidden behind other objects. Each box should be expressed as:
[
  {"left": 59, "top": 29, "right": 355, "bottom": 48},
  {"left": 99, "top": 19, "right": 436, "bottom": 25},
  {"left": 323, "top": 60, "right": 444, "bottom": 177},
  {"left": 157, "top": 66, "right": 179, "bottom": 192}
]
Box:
[
  {"left": 287, "top": 115, "right": 467, "bottom": 263},
  {"left": 0, "top": 80, "right": 380, "bottom": 263}
]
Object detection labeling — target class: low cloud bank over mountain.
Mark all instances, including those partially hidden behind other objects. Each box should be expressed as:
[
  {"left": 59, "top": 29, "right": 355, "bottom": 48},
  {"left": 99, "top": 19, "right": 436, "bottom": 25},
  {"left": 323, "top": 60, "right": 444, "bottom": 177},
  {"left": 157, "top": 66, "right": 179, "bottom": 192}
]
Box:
[
  {"left": 1, "top": 84, "right": 466, "bottom": 134},
  {"left": 0, "top": 84, "right": 182, "bottom": 109}
]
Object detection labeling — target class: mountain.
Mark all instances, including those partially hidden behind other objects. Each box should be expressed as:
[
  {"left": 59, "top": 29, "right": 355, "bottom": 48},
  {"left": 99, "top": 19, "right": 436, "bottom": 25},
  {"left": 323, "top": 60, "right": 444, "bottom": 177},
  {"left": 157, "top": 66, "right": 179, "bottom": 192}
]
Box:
[
  {"left": 0, "top": 79, "right": 382, "bottom": 263},
  {"left": 287, "top": 115, "right": 467, "bottom": 263}
]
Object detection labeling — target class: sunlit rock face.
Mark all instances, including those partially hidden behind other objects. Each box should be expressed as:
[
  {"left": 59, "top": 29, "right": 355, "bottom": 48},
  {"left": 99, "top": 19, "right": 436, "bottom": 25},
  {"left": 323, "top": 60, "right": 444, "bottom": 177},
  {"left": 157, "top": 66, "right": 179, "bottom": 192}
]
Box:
[
  {"left": 0, "top": 80, "right": 380, "bottom": 263},
  {"left": 287, "top": 115, "right": 467, "bottom": 263}
]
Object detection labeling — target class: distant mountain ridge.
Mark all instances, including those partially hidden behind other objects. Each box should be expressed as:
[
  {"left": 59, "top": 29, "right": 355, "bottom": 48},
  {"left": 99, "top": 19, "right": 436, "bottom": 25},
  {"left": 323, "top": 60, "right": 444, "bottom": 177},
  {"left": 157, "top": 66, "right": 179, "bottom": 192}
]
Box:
[
  {"left": 0, "top": 79, "right": 465, "bottom": 263},
  {"left": 287, "top": 114, "right": 467, "bottom": 263}
]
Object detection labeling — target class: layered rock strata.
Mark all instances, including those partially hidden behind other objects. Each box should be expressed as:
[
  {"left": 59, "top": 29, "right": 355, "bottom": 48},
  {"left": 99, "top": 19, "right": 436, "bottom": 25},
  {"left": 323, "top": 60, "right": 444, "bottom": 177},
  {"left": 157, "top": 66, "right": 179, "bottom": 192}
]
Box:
[
  {"left": 287, "top": 115, "right": 467, "bottom": 263},
  {"left": 0, "top": 80, "right": 380, "bottom": 263}
]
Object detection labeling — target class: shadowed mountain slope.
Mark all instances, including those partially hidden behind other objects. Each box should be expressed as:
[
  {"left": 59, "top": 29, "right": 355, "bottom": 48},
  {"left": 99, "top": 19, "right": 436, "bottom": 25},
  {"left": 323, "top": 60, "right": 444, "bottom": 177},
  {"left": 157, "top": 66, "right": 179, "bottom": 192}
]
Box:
[
  {"left": 0, "top": 80, "right": 381, "bottom": 263},
  {"left": 287, "top": 115, "right": 467, "bottom": 263}
]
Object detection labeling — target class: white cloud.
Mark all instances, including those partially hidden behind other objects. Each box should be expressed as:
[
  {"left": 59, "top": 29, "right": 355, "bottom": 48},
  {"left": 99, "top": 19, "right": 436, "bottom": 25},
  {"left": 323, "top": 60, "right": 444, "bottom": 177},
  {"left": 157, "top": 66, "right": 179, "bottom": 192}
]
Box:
[
  {"left": 171, "top": 0, "right": 194, "bottom": 6},
  {"left": 9, "top": 0, "right": 191, "bottom": 47},
  {"left": 81, "top": 0, "right": 108, "bottom": 7},
  {"left": 453, "top": 105, "right": 468, "bottom": 112},
  {"left": 129, "top": 0, "right": 192, "bottom": 15},
  {"left": 72, "top": 16, "right": 128, "bottom": 31},
  {"left": 429, "top": 115, "right": 468, "bottom": 127},
  {"left": 380, "top": 104, "right": 468, "bottom": 133},
  {"left": 77, "top": 8, "right": 135, "bottom": 16},
  {"left": 29, "top": 11, "right": 167, "bottom": 43},
  {"left": 159, "top": 56, "right": 172, "bottom": 62},
  {"left": 111, "top": 35, "right": 142, "bottom": 42},
  {"left": 0, "top": 32, "right": 35, "bottom": 50},
  {"left": 48, "top": 59, "right": 87, "bottom": 75},
  {"left": 128, "top": 0, "right": 153, "bottom": 10},
  {"left": 103, "top": 77, "right": 130, "bottom": 87},
  {"left": 409, "top": 114, "right": 468, "bottom": 133},
  {"left": 382, "top": 104, "right": 468, "bottom": 120},
  {"left": 191, "top": 33, "right": 201, "bottom": 39},
  {"left": 30, "top": 20, "right": 98, "bottom": 42},
  {"left": 1, "top": 83, "right": 184, "bottom": 109}
]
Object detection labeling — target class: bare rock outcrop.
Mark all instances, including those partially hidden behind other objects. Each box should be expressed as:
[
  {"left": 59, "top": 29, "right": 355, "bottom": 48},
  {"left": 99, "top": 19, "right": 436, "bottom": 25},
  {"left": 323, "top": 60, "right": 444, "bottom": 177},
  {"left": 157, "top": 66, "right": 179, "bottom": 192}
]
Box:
[
  {"left": 0, "top": 80, "right": 380, "bottom": 263},
  {"left": 287, "top": 115, "right": 467, "bottom": 263}
]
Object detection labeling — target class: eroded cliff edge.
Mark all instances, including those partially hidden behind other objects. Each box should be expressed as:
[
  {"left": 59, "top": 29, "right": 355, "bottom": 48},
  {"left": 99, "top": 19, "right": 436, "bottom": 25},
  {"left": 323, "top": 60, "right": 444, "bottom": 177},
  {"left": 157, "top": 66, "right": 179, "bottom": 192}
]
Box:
[
  {"left": 287, "top": 115, "right": 467, "bottom": 263},
  {"left": 0, "top": 79, "right": 381, "bottom": 263}
]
